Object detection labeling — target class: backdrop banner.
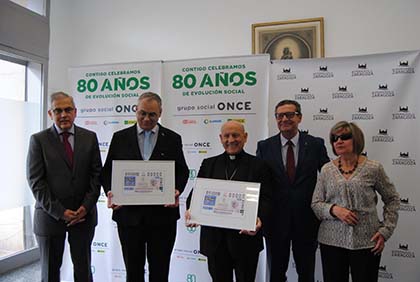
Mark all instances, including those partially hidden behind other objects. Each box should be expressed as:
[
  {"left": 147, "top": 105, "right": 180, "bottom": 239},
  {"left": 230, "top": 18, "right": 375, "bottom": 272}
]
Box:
[
  {"left": 162, "top": 54, "right": 270, "bottom": 282},
  {"left": 269, "top": 50, "right": 419, "bottom": 282},
  {"left": 63, "top": 50, "right": 419, "bottom": 282},
  {"left": 65, "top": 61, "right": 162, "bottom": 282}
]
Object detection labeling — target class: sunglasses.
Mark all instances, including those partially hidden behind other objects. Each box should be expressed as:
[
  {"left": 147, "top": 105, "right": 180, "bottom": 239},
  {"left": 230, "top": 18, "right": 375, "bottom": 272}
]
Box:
[
  {"left": 275, "top": 111, "right": 300, "bottom": 120},
  {"left": 331, "top": 132, "right": 353, "bottom": 143}
]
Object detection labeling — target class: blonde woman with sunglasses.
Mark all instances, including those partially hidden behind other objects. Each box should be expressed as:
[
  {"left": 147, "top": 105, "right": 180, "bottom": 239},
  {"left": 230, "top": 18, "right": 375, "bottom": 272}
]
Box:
[{"left": 312, "top": 121, "right": 399, "bottom": 282}]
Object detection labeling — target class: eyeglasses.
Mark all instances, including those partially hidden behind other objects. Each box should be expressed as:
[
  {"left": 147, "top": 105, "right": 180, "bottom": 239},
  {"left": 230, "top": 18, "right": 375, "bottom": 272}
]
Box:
[
  {"left": 331, "top": 132, "right": 353, "bottom": 143},
  {"left": 52, "top": 107, "right": 75, "bottom": 115},
  {"left": 137, "top": 110, "right": 158, "bottom": 119},
  {"left": 275, "top": 111, "right": 300, "bottom": 120}
]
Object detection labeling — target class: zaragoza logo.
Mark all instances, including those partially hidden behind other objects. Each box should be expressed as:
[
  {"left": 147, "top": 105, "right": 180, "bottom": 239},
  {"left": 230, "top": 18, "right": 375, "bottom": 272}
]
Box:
[
  {"left": 313, "top": 65, "right": 334, "bottom": 79},
  {"left": 277, "top": 67, "right": 296, "bottom": 80},
  {"left": 391, "top": 243, "right": 415, "bottom": 258},
  {"left": 313, "top": 108, "right": 334, "bottom": 121},
  {"left": 392, "top": 60, "right": 415, "bottom": 74},
  {"left": 399, "top": 197, "right": 416, "bottom": 212},
  {"left": 332, "top": 85, "right": 354, "bottom": 99},
  {"left": 378, "top": 265, "right": 394, "bottom": 279}
]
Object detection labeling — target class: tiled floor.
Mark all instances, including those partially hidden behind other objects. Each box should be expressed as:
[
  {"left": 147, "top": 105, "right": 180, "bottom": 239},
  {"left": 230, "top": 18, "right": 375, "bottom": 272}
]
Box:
[{"left": 0, "top": 260, "right": 40, "bottom": 282}]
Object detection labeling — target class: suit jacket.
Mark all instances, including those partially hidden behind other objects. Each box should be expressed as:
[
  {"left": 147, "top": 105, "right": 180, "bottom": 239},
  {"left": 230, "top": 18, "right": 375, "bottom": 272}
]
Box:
[
  {"left": 257, "top": 132, "right": 329, "bottom": 241},
  {"left": 188, "top": 151, "right": 272, "bottom": 258},
  {"left": 26, "top": 125, "right": 102, "bottom": 236},
  {"left": 101, "top": 123, "right": 189, "bottom": 226}
]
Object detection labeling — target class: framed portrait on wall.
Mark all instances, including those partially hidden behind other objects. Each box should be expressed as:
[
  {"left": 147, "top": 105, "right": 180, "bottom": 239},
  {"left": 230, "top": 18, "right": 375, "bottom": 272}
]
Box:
[{"left": 252, "top": 17, "right": 324, "bottom": 60}]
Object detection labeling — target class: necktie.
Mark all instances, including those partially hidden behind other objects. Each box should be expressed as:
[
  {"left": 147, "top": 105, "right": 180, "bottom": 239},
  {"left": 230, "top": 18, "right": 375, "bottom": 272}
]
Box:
[
  {"left": 143, "top": 131, "right": 152, "bottom": 160},
  {"left": 286, "top": 140, "right": 295, "bottom": 183},
  {"left": 62, "top": 132, "right": 73, "bottom": 167}
]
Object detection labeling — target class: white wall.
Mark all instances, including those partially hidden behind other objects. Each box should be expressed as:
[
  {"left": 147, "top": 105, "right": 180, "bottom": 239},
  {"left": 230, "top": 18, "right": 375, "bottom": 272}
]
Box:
[
  {"left": 48, "top": 0, "right": 420, "bottom": 93},
  {"left": 0, "top": 0, "right": 49, "bottom": 60}
]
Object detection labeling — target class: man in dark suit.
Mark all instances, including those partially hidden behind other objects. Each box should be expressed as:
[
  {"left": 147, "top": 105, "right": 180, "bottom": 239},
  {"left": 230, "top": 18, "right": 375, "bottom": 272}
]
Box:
[
  {"left": 27, "top": 92, "right": 102, "bottom": 282},
  {"left": 257, "top": 100, "right": 329, "bottom": 282},
  {"left": 101, "top": 92, "right": 189, "bottom": 282},
  {"left": 186, "top": 121, "right": 272, "bottom": 282}
]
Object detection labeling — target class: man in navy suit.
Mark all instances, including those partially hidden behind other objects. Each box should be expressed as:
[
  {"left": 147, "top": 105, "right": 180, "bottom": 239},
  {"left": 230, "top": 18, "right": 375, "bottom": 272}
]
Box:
[
  {"left": 27, "top": 92, "right": 102, "bottom": 282},
  {"left": 257, "top": 100, "right": 329, "bottom": 282},
  {"left": 101, "top": 92, "right": 189, "bottom": 282}
]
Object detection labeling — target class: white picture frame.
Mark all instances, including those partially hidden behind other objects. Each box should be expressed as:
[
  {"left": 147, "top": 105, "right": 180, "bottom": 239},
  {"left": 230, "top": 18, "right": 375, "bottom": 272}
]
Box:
[
  {"left": 111, "top": 160, "right": 175, "bottom": 205},
  {"left": 189, "top": 178, "right": 260, "bottom": 231}
]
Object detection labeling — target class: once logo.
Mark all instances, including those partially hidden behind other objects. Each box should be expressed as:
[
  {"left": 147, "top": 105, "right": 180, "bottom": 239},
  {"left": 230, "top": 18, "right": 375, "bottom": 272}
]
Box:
[
  {"left": 194, "top": 142, "right": 210, "bottom": 147},
  {"left": 115, "top": 104, "right": 137, "bottom": 113},
  {"left": 217, "top": 101, "right": 251, "bottom": 111},
  {"left": 189, "top": 169, "right": 197, "bottom": 180},
  {"left": 92, "top": 242, "right": 108, "bottom": 248},
  {"left": 186, "top": 274, "right": 197, "bottom": 282},
  {"left": 186, "top": 226, "right": 197, "bottom": 233}
]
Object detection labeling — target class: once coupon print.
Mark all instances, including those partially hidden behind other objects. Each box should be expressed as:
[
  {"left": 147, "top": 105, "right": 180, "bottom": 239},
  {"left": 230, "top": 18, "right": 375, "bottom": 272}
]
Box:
[
  {"left": 124, "top": 171, "right": 163, "bottom": 194},
  {"left": 111, "top": 160, "right": 175, "bottom": 205},
  {"left": 201, "top": 190, "right": 245, "bottom": 218}
]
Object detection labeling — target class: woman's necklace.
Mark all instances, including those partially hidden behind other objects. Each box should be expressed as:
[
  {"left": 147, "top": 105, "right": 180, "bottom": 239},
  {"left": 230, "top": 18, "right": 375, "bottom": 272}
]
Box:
[{"left": 338, "top": 157, "right": 358, "bottom": 175}]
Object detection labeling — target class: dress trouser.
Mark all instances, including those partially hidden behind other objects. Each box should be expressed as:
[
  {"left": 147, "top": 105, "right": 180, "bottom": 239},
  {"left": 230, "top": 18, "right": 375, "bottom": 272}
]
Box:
[
  {"left": 36, "top": 222, "right": 95, "bottom": 282},
  {"left": 206, "top": 235, "right": 259, "bottom": 282},
  {"left": 266, "top": 236, "right": 317, "bottom": 282},
  {"left": 320, "top": 243, "right": 381, "bottom": 282},
  {"left": 117, "top": 222, "right": 177, "bottom": 282}
]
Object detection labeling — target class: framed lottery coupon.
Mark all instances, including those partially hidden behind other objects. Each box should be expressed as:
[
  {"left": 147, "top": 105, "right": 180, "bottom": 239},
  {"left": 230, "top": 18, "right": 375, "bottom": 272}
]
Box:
[
  {"left": 189, "top": 178, "right": 260, "bottom": 231},
  {"left": 111, "top": 160, "right": 175, "bottom": 205}
]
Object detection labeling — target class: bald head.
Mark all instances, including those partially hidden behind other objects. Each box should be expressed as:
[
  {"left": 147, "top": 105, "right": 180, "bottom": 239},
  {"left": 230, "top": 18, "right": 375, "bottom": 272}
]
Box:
[
  {"left": 221, "top": 121, "right": 245, "bottom": 134},
  {"left": 219, "top": 121, "right": 248, "bottom": 155}
]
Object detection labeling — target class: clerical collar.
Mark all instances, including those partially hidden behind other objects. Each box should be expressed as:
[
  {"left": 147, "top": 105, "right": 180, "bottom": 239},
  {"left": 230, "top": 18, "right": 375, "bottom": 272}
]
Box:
[{"left": 224, "top": 150, "right": 245, "bottom": 161}]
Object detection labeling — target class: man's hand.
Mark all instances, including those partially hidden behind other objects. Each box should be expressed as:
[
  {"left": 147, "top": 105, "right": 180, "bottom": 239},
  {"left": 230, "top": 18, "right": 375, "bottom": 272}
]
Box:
[
  {"left": 62, "top": 209, "right": 77, "bottom": 222},
  {"left": 239, "top": 217, "right": 262, "bottom": 236},
  {"left": 184, "top": 209, "right": 199, "bottom": 228},
  {"left": 165, "top": 189, "right": 180, "bottom": 208},
  {"left": 107, "top": 191, "right": 122, "bottom": 210},
  {"left": 67, "top": 206, "right": 87, "bottom": 226}
]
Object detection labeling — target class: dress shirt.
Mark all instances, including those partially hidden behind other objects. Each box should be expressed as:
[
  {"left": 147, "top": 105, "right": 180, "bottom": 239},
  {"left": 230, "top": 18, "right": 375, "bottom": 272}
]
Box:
[{"left": 137, "top": 124, "right": 159, "bottom": 160}]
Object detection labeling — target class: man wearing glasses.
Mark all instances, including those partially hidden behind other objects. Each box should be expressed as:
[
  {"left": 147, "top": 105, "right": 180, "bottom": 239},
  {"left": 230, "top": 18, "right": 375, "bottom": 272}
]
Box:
[
  {"left": 101, "top": 92, "right": 189, "bottom": 282},
  {"left": 27, "top": 92, "right": 102, "bottom": 282},
  {"left": 257, "top": 99, "right": 329, "bottom": 282}
]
